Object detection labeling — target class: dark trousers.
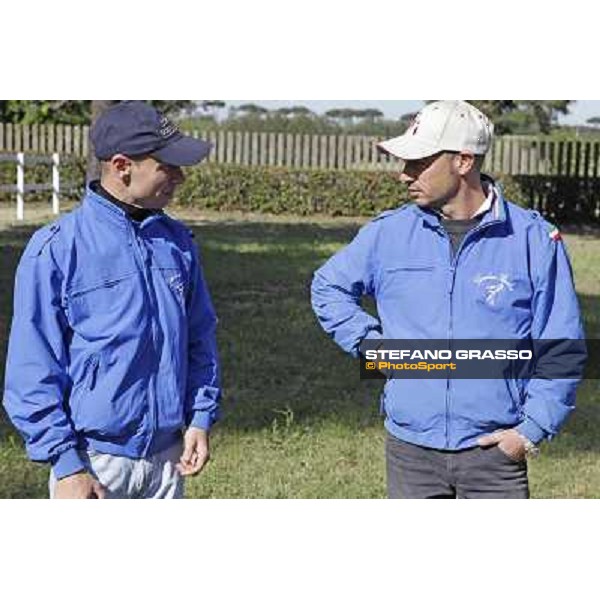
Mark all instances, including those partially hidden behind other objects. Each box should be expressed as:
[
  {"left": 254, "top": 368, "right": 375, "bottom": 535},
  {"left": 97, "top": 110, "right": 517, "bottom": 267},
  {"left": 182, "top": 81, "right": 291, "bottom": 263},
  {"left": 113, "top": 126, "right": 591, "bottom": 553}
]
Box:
[{"left": 386, "top": 433, "right": 529, "bottom": 499}]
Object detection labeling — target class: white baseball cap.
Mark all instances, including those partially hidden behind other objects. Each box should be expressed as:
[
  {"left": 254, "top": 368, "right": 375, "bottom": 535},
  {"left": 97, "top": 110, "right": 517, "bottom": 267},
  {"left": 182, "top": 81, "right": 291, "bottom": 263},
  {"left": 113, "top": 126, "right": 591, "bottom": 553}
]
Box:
[{"left": 378, "top": 100, "right": 494, "bottom": 161}]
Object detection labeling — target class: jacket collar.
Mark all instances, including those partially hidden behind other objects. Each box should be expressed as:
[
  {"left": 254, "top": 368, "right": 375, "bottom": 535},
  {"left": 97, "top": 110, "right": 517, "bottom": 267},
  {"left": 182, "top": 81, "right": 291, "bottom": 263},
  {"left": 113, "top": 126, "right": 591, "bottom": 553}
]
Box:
[
  {"left": 82, "top": 184, "right": 165, "bottom": 230},
  {"left": 89, "top": 180, "right": 159, "bottom": 222},
  {"left": 414, "top": 174, "right": 508, "bottom": 231}
]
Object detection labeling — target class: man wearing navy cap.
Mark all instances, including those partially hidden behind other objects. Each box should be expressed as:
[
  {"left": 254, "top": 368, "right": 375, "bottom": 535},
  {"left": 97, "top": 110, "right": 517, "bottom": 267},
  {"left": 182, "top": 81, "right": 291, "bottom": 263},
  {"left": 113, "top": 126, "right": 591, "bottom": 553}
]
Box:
[{"left": 3, "top": 101, "right": 221, "bottom": 498}]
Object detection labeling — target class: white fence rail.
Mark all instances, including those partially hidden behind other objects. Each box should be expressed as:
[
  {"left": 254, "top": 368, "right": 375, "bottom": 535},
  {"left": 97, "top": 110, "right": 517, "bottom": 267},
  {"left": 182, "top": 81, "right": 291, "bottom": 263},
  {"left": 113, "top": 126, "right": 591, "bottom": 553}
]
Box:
[{"left": 0, "top": 152, "right": 62, "bottom": 220}]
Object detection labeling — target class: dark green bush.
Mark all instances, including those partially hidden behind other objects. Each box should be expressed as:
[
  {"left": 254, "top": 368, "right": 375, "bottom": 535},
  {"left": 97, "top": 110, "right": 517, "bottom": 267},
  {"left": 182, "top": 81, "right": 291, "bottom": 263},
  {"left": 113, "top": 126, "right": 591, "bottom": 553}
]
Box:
[
  {"left": 0, "top": 155, "right": 85, "bottom": 203},
  {"left": 5, "top": 156, "right": 590, "bottom": 224},
  {"left": 176, "top": 164, "right": 404, "bottom": 216},
  {"left": 493, "top": 173, "right": 530, "bottom": 209},
  {"left": 176, "top": 163, "right": 533, "bottom": 217}
]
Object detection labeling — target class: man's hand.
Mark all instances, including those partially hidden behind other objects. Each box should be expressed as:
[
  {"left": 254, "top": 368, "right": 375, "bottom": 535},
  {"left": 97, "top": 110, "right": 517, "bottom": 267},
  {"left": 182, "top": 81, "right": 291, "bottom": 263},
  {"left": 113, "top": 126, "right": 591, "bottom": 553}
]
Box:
[
  {"left": 177, "top": 427, "right": 210, "bottom": 477},
  {"left": 54, "top": 471, "right": 106, "bottom": 499},
  {"left": 478, "top": 429, "right": 528, "bottom": 462}
]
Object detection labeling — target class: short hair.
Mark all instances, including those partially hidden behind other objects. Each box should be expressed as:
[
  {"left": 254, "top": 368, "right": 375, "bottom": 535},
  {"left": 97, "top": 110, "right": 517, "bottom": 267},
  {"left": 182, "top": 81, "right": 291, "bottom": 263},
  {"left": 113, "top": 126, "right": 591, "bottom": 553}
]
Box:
[
  {"left": 473, "top": 154, "right": 486, "bottom": 171},
  {"left": 444, "top": 151, "right": 486, "bottom": 172}
]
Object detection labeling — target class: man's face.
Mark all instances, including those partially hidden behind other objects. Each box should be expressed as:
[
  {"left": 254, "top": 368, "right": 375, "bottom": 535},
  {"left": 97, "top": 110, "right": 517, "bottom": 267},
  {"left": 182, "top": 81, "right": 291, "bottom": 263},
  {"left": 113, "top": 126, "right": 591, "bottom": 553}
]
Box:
[
  {"left": 399, "top": 152, "right": 461, "bottom": 210},
  {"left": 128, "top": 156, "right": 185, "bottom": 209}
]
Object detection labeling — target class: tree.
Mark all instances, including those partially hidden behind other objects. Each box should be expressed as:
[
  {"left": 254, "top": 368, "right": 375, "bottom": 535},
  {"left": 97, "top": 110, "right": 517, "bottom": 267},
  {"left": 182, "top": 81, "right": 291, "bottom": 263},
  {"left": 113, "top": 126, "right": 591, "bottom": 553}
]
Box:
[
  {"left": 586, "top": 116, "right": 600, "bottom": 128},
  {"left": 360, "top": 109, "right": 384, "bottom": 121},
  {"left": 0, "top": 100, "right": 90, "bottom": 125},
  {"left": 199, "top": 101, "right": 226, "bottom": 119},
  {"left": 234, "top": 103, "right": 269, "bottom": 116},
  {"left": 287, "top": 106, "right": 313, "bottom": 117},
  {"left": 0, "top": 100, "right": 194, "bottom": 125},
  {"left": 466, "top": 100, "right": 573, "bottom": 134},
  {"left": 325, "top": 108, "right": 359, "bottom": 127},
  {"left": 200, "top": 100, "right": 226, "bottom": 112},
  {"left": 273, "top": 106, "right": 314, "bottom": 119}
]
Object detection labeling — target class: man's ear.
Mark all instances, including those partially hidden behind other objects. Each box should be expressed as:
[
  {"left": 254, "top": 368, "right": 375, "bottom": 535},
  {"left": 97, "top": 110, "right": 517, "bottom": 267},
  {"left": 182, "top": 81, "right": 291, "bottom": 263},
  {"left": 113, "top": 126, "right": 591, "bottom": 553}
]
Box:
[
  {"left": 455, "top": 152, "right": 476, "bottom": 176},
  {"left": 110, "top": 154, "right": 133, "bottom": 182}
]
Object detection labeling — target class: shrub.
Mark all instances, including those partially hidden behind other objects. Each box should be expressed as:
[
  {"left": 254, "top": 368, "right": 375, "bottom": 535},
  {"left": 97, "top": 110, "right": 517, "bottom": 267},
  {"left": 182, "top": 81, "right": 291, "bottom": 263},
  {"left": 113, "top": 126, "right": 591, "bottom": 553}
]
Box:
[
  {"left": 0, "top": 156, "right": 85, "bottom": 203},
  {"left": 176, "top": 164, "right": 404, "bottom": 216},
  {"left": 4, "top": 157, "right": 592, "bottom": 225},
  {"left": 176, "top": 163, "right": 533, "bottom": 217}
]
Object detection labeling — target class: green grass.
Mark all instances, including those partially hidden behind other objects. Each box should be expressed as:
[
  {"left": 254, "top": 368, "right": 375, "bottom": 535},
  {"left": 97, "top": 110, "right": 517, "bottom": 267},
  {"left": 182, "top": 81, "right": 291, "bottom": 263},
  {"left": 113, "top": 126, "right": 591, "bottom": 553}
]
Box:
[{"left": 0, "top": 204, "right": 598, "bottom": 498}]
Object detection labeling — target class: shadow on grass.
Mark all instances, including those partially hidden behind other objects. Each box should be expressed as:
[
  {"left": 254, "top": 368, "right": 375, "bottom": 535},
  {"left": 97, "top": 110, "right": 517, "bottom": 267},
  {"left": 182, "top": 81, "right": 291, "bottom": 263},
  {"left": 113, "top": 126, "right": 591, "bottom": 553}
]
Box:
[
  {"left": 0, "top": 218, "right": 599, "bottom": 473},
  {"left": 181, "top": 219, "right": 384, "bottom": 433}
]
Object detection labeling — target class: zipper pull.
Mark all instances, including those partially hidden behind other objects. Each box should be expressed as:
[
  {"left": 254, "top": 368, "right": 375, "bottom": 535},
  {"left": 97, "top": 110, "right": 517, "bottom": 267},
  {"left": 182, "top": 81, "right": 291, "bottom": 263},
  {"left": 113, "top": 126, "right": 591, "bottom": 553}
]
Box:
[{"left": 448, "top": 267, "right": 456, "bottom": 295}]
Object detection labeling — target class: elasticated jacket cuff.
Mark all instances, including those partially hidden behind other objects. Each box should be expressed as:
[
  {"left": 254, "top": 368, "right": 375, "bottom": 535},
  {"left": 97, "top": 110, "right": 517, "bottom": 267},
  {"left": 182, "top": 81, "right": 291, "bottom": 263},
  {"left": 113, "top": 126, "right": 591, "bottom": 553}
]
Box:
[
  {"left": 190, "top": 410, "right": 212, "bottom": 431},
  {"left": 50, "top": 447, "right": 86, "bottom": 480},
  {"left": 516, "top": 417, "right": 547, "bottom": 445},
  {"left": 356, "top": 328, "right": 383, "bottom": 358},
  {"left": 363, "top": 328, "right": 383, "bottom": 344}
]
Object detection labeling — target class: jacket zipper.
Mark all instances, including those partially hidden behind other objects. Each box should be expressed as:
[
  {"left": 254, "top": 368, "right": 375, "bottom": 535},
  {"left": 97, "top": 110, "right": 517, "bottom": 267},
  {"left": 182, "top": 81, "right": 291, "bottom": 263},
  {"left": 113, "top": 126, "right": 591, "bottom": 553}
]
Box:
[
  {"left": 441, "top": 217, "right": 502, "bottom": 448},
  {"left": 129, "top": 223, "right": 160, "bottom": 449},
  {"left": 444, "top": 231, "right": 454, "bottom": 449}
]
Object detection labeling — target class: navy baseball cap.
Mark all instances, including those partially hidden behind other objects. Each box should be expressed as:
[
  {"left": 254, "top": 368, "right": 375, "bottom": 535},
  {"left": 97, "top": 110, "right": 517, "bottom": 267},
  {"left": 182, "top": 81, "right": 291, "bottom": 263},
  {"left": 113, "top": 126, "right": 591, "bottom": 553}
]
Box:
[{"left": 91, "top": 101, "right": 212, "bottom": 166}]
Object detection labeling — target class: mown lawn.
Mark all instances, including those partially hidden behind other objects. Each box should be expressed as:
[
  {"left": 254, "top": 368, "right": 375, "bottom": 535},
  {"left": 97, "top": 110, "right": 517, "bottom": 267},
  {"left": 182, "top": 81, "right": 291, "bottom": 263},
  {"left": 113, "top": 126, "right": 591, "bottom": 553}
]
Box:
[{"left": 0, "top": 204, "right": 598, "bottom": 498}]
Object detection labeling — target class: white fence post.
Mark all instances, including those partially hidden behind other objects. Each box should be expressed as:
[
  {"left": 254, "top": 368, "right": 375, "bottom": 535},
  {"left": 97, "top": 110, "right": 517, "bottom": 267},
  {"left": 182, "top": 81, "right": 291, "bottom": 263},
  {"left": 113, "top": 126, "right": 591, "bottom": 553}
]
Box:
[
  {"left": 52, "top": 152, "right": 60, "bottom": 215},
  {"left": 16, "top": 152, "right": 24, "bottom": 220}
]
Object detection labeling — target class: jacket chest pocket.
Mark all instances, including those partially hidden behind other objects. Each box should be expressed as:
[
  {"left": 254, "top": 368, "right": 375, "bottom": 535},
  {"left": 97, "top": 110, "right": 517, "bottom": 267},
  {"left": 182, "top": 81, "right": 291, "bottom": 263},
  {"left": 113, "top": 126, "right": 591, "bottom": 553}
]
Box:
[
  {"left": 378, "top": 262, "right": 437, "bottom": 302},
  {"left": 66, "top": 272, "right": 144, "bottom": 331}
]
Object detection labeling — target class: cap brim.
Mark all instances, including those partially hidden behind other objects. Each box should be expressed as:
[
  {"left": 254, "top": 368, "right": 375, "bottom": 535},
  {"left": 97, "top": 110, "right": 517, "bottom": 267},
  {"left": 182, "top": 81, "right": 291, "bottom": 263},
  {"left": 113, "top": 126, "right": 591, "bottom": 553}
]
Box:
[
  {"left": 152, "top": 135, "right": 213, "bottom": 166},
  {"left": 377, "top": 134, "right": 440, "bottom": 161}
]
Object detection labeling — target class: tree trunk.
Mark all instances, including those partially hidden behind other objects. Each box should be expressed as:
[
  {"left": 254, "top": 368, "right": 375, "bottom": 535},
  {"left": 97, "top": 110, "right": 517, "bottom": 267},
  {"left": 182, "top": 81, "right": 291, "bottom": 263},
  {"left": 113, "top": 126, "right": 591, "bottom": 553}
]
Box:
[{"left": 86, "top": 100, "right": 113, "bottom": 183}]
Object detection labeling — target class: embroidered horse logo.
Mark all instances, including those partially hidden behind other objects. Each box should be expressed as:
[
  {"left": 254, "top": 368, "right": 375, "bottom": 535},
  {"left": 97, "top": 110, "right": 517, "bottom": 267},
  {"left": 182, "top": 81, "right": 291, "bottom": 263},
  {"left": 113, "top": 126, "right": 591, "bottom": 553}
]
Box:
[
  {"left": 473, "top": 274, "right": 514, "bottom": 306},
  {"left": 166, "top": 273, "right": 185, "bottom": 299}
]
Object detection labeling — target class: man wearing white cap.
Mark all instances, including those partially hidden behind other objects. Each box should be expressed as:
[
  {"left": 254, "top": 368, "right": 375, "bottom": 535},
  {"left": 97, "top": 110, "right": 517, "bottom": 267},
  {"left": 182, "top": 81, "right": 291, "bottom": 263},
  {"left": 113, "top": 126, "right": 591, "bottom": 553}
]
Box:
[{"left": 311, "top": 101, "right": 585, "bottom": 499}]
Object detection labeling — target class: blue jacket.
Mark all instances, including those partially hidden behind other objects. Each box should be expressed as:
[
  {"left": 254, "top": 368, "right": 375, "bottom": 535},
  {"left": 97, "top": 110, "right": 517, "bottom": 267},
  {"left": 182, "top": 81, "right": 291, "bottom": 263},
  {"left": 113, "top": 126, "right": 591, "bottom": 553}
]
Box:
[
  {"left": 3, "top": 187, "right": 221, "bottom": 479},
  {"left": 311, "top": 179, "right": 585, "bottom": 450}
]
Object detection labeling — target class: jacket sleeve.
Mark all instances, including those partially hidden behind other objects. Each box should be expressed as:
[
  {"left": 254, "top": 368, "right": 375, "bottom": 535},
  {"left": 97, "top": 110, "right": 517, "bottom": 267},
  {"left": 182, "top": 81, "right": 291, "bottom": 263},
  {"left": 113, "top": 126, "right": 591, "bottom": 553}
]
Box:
[
  {"left": 516, "top": 229, "right": 587, "bottom": 444},
  {"left": 3, "top": 227, "right": 86, "bottom": 480},
  {"left": 185, "top": 241, "right": 221, "bottom": 430},
  {"left": 311, "top": 221, "right": 383, "bottom": 357}
]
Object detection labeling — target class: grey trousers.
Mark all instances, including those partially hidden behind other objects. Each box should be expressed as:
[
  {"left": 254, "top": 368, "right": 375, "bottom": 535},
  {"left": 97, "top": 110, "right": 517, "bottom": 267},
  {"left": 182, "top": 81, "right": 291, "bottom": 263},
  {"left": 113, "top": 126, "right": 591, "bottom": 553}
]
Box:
[
  {"left": 386, "top": 433, "right": 529, "bottom": 499},
  {"left": 49, "top": 440, "right": 184, "bottom": 499}
]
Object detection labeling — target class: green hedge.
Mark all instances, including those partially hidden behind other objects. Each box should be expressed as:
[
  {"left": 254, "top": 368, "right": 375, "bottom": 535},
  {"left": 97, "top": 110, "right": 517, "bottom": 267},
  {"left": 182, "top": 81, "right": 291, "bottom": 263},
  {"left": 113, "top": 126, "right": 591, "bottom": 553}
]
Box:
[
  {"left": 0, "top": 159, "right": 539, "bottom": 219},
  {"left": 176, "top": 164, "right": 531, "bottom": 217},
  {"left": 177, "top": 164, "right": 401, "bottom": 216},
  {"left": 0, "top": 156, "right": 85, "bottom": 203}
]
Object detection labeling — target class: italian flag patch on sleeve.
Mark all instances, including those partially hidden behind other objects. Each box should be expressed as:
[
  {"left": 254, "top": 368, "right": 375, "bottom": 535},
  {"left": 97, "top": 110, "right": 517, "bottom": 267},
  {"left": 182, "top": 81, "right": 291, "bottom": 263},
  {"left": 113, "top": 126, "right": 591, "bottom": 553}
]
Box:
[{"left": 548, "top": 224, "right": 561, "bottom": 241}]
